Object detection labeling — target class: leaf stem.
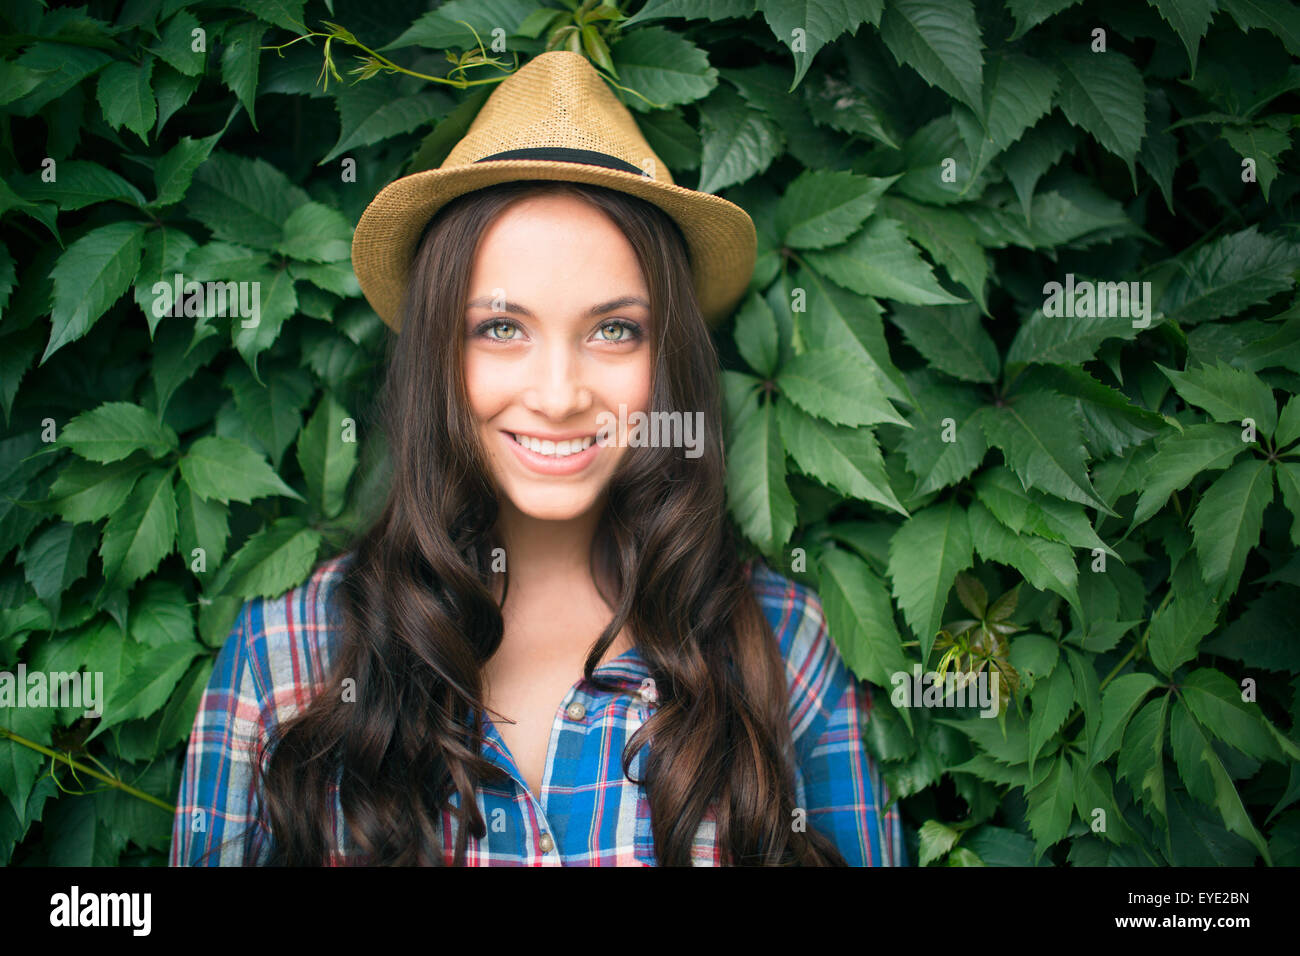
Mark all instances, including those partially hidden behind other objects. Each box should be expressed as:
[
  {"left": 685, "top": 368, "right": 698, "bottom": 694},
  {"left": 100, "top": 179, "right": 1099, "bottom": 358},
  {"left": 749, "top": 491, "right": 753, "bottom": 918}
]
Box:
[{"left": 0, "top": 726, "right": 175, "bottom": 814}]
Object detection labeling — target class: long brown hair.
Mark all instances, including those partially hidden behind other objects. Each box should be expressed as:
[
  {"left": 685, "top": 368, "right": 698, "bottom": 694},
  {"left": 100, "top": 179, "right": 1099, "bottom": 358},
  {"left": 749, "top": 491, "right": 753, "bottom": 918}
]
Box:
[{"left": 246, "top": 179, "right": 847, "bottom": 865}]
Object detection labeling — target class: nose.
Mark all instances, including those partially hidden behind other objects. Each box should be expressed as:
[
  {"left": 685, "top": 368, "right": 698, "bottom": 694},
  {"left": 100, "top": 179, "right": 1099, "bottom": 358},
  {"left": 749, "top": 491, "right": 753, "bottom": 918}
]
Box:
[{"left": 521, "top": 337, "right": 592, "bottom": 420}]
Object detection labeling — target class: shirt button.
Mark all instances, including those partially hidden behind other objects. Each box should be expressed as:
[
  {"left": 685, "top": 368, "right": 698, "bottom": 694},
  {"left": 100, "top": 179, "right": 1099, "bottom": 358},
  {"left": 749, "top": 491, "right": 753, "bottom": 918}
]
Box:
[
  {"left": 539, "top": 832, "right": 554, "bottom": 853},
  {"left": 565, "top": 701, "right": 586, "bottom": 721}
]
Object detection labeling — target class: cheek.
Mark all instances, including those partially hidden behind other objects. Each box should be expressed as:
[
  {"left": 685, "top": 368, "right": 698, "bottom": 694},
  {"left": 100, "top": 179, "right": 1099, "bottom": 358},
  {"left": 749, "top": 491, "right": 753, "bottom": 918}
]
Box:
[
  {"left": 604, "top": 354, "right": 654, "bottom": 410},
  {"left": 463, "top": 353, "right": 508, "bottom": 421}
]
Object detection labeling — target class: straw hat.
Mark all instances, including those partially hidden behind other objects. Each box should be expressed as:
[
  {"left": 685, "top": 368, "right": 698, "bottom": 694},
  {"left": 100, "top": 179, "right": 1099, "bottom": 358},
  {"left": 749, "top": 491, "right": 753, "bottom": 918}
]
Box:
[{"left": 351, "top": 50, "right": 756, "bottom": 333}]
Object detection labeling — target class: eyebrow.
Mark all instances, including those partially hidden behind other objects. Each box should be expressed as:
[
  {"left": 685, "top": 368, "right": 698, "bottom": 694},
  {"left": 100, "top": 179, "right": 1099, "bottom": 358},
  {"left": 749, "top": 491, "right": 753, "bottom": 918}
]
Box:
[{"left": 465, "top": 295, "right": 649, "bottom": 317}]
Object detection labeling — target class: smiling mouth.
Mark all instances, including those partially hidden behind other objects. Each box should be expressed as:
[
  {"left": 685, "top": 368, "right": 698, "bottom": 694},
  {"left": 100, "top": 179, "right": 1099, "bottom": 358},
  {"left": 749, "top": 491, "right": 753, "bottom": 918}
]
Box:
[{"left": 507, "top": 432, "right": 597, "bottom": 458}]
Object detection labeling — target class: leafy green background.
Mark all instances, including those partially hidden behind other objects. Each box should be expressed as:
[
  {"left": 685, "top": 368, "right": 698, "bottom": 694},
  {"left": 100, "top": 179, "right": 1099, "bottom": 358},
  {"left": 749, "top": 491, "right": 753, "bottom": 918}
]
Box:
[{"left": 2, "top": 0, "right": 1298, "bottom": 866}]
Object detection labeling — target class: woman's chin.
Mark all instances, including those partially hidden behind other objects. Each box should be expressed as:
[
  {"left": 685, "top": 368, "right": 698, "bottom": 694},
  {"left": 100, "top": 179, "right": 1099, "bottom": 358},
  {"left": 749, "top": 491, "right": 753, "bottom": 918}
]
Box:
[{"left": 500, "top": 487, "right": 604, "bottom": 522}]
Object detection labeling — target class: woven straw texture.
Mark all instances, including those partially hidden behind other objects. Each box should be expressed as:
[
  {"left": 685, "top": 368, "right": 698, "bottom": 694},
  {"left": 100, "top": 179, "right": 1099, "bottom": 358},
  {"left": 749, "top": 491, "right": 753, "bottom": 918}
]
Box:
[{"left": 350, "top": 50, "right": 757, "bottom": 332}]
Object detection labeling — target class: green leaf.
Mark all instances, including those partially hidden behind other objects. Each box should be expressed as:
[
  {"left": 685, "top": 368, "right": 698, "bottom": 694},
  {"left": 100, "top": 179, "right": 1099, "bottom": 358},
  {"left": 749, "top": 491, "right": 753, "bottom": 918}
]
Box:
[
  {"left": 18, "top": 521, "right": 97, "bottom": 623},
  {"left": 96, "top": 56, "right": 156, "bottom": 141},
  {"left": 1014, "top": 365, "right": 1168, "bottom": 459},
  {"left": 816, "top": 547, "right": 910, "bottom": 689},
  {"left": 954, "top": 52, "right": 1058, "bottom": 180},
  {"left": 776, "top": 349, "right": 908, "bottom": 427},
  {"left": 1181, "top": 667, "right": 1292, "bottom": 763},
  {"left": 92, "top": 640, "right": 202, "bottom": 739},
  {"left": 214, "top": 516, "right": 322, "bottom": 601},
  {"left": 1053, "top": 48, "right": 1146, "bottom": 179},
  {"left": 10, "top": 160, "right": 147, "bottom": 211},
  {"left": 803, "top": 217, "right": 967, "bottom": 306},
  {"left": 1220, "top": 0, "right": 1300, "bottom": 58},
  {"left": 179, "top": 436, "right": 302, "bottom": 505},
  {"left": 937, "top": 707, "right": 1031, "bottom": 764},
  {"left": 382, "top": 0, "right": 539, "bottom": 51},
  {"left": 150, "top": 9, "right": 206, "bottom": 76},
  {"left": 918, "top": 819, "right": 961, "bottom": 865},
  {"left": 1159, "top": 226, "right": 1300, "bottom": 325},
  {"left": 1028, "top": 663, "right": 1075, "bottom": 776},
  {"left": 220, "top": 20, "right": 266, "bottom": 128},
  {"left": 1090, "top": 672, "right": 1161, "bottom": 767},
  {"left": 1222, "top": 119, "right": 1291, "bottom": 202},
  {"left": 0, "top": 705, "right": 57, "bottom": 822},
  {"left": 48, "top": 456, "right": 146, "bottom": 524},
  {"left": 176, "top": 474, "right": 230, "bottom": 573},
  {"left": 1118, "top": 694, "right": 1170, "bottom": 826},
  {"left": 43, "top": 221, "right": 148, "bottom": 362},
  {"left": 880, "top": 0, "right": 984, "bottom": 112},
  {"left": 296, "top": 393, "right": 359, "bottom": 520},
  {"left": 1148, "top": 555, "right": 1222, "bottom": 676},
  {"left": 1007, "top": 302, "right": 1150, "bottom": 370},
  {"left": 999, "top": 115, "right": 1077, "bottom": 222},
  {"left": 725, "top": 399, "right": 794, "bottom": 554},
  {"left": 1005, "top": 0, "right": 1081, "bottom": 39},
  {"left": 696, "top": 83, "right": 780, "bottom": 194},
  {"left": 976, "top": 391, "right": 1115, "bottom": 515},
  {"left": 59, "top": 401, "right": 178, "bottom": 463},
  {"left": 1170, "top": 697, "right": 1271, "bottom": 862},
  {"left": 968, "top": 500, "right": 1080, "bottom": 611},
  {"left": 226, "top": 363, "right": 313, "bottom": 470},
  {"left": 1161, "top": 360, "right": 1279, "bottom": 438},
  {"left": 777, "top": 402, "right": 907, "bottom": 516},
  {"left": 1276, "top": 395, "right": 1300, "bottom": 449},
  {"left": 98, "top": 467, "right": 178, "bottom": 588},
  {"left": 134, "top": 226, "right": 198, "bottom": 337},
  {"left": 185, "top": 151, "right": 309, "bottom": 251},
  {"left": 733, "top": 292, "right": 779, "bottom": 378},
  {"left": 798, "top": 275, "right": 911, "bottom": 405},
  {"left": 888, "top": 302, "right": 998, "bottom": 383},
  {"left": 1203, "top": 586, "right": 1300, "bottom": 671},
  {"left": 1147, "top": 0, "right": 1217, "bottom": 76},
  {"left": 973, "top": 468, "right": 1118, "bottom": 560},
  {"left": 887, "top": 497, "right": 972, "bottom": 662},
  {"left": 324, "top": 84, "right": 447, "bottom": 163},
  {"left": 152, "top": 129, "right": 223, "bottom": 209},
  {"left": 878, "top": 197, "right": 990, "bottom": 311},
  {"left": 611, "top": 25, "right": 718, "bottom": 113},
  {"left": 230, "top": 264, "right": 298, "bottom": 376},
  {"left": 129, "top": 578, "right": 196, "bottom": 648},
  {"left": 776, "top": 170, "right": 898, "bottom": 250},
  {"left": 756, "top": 0, "right": 883, "bottom": 90},
  {"left": 1189, "top": 457, "right": 1274, "bottom": 597},
  {"left": 1138, "top": 88, "right": 1178, "bottom": 212},
  {"left": 896, "top": 373, "right": 989, "bottom": 495},
  {"left": 1276, "top": 462, "right": 1300, "bottom": 548},
  {"left": 275, "top": 202, "right": 353, "bottom": 263},
  {"left": 1130, "top": 423, "right": 1246, "bottom": 528},
  {"left": 1024, "top": 753, "right": 1073, "bottom": 856}
]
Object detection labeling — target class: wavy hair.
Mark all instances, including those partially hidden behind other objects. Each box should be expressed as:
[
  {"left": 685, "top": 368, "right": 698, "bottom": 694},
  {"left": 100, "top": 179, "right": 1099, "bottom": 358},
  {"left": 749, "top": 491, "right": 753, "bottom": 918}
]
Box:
[{"left": 245, "top": 178, "right": 847, "bottom": 865}]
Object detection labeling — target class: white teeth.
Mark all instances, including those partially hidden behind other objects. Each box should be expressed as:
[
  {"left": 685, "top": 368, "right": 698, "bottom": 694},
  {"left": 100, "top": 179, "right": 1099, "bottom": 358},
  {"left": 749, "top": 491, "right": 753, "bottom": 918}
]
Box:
[{"left": 511, "top": 433, "right": 594, "bottom": 457}]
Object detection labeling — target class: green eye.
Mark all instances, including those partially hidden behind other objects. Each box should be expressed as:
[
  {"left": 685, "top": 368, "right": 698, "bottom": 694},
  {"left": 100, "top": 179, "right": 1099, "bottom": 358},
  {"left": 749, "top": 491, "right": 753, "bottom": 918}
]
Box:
[
  {"left": 597, "top": 319, "right": 643, "bottom": 343},
  {"left": 486, "top": 321, "right": 516, "bottom": 340}
]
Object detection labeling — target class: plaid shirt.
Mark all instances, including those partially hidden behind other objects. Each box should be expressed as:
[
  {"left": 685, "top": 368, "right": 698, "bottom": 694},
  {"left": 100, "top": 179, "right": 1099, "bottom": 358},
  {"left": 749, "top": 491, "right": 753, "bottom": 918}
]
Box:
[{"left": 170, "top": 554, "right": 906, "bottom": 866}]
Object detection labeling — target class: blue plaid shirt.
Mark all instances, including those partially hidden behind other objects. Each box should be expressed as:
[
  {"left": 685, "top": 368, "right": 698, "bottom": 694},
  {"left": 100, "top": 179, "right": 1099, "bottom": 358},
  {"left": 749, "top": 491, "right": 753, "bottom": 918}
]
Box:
[{"left": 170, "top": 554, "right": 905, "bottom": 866}]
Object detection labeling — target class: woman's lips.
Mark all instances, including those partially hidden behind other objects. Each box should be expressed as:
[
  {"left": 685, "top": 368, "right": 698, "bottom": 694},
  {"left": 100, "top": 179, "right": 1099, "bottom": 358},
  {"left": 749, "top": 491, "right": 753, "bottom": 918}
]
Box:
[{"left": 501, "top": 430, "right": 600, "bottom": 475}]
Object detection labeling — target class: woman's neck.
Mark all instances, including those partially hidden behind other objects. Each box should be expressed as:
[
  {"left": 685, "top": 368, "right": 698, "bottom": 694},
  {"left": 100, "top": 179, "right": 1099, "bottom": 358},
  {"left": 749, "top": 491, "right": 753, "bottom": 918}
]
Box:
[{"left": 491, "top": 495, "right": 605, "bottom": 597}]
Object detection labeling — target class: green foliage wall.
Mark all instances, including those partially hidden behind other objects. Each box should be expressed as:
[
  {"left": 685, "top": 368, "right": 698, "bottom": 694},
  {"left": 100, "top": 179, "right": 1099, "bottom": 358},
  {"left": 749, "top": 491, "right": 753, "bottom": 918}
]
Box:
[{"left": 1, "top": 0, "right": 1298, "bottom": 866}]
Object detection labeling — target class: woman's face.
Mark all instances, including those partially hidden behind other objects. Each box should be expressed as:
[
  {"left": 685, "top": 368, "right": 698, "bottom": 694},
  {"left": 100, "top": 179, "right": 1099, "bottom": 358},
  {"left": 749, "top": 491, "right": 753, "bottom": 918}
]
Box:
[{"left": 464, "top": 192, "right": 653, "bottom": 523}]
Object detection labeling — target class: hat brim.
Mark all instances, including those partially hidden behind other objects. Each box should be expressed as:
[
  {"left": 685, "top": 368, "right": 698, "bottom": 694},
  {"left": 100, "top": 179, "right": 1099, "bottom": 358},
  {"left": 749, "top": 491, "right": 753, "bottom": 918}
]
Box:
[{"left": 351, "top": 159, "right": 756, "bottom": 332}]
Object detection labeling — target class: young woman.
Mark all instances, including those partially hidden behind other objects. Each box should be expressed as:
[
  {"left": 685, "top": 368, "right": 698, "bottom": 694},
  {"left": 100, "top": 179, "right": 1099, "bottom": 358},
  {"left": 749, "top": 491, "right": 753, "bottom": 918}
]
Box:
[{"left": 170, "top": 51, "right": 904, "bottom": 867}]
